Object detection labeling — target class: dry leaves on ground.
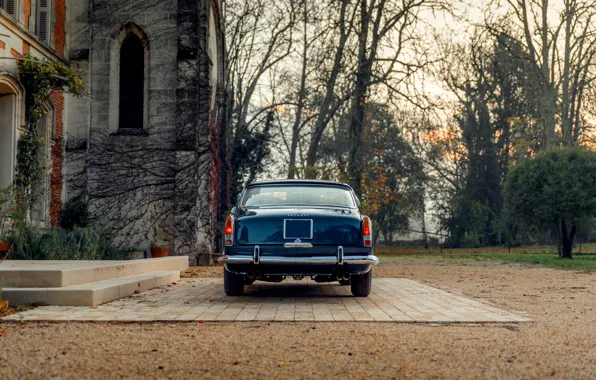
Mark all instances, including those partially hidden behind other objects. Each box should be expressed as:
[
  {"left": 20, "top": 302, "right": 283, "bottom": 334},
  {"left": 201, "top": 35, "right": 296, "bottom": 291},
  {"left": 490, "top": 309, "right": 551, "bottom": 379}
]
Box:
[{"left": 0, "top": 300, "right": 15, "bottom": 317}]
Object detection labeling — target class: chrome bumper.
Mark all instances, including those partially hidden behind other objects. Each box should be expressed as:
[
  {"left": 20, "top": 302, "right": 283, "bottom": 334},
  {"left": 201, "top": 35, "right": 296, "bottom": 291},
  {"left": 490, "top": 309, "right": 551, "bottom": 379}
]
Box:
[{"left": 218, "top": 254, "right": 380, "bottom": 265}]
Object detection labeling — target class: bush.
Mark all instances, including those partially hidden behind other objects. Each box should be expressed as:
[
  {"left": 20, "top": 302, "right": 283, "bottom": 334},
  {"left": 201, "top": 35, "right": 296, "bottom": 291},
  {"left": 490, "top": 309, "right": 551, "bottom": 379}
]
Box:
[
  {"left": 60, "top": 196, "right": 90, "bottom": 231},
  {"left": 9, "top": 225, "right": 132, "bottom": 260},
  {"left": 0, "top": 186, "right": 16, "bottom": 242},
  {"left": 505, "top": 147, "right": 596, "bottom": 258}
]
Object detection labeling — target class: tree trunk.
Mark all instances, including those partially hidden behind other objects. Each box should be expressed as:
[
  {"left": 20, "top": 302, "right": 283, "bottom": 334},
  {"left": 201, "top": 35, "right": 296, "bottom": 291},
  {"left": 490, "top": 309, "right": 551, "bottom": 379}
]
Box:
[
  {"left": 305, "top": 0, "right": 350, "bottom": 176},
  {"left": 559, "top": 219, "right": 576, "bottom": 259},
  {"left": 347, "top": 0, "right": 370, "bottom": 195},
  {"left": 560, "top": 0, "right": 573, "bottom": 146},
  {"left": 288, "top": 1, "right": 309, "bottom": 179}
]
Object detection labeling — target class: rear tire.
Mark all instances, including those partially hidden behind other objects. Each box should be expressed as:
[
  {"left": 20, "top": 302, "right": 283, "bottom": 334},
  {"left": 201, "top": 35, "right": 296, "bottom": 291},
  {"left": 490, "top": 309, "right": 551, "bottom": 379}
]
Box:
[
  {"left": 224, "top": 268, "right": 245, "bottom": 296},
  {"left": 338, "top": 278, "right": 351, "bottom": 286},
  {"left": 350, "top": 270, "right": 372, "bottom": 297}
]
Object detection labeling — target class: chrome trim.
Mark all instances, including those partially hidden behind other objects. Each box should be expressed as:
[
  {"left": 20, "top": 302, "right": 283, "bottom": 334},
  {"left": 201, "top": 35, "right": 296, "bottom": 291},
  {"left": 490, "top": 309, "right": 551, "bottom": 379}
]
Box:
[
  {"left": 283, "top": 242, "right": 313, "bottom": 248},
  {"left": 260, "top": 256, "right": 337, "bottom": 264},
  {"left": 283, "top": 219, "right": 313, "bottom": 239},
  {"left": 253, "top": 245, "right": 261, "bottom": 264},
  {"left": 219, "top": 256, "right": 253, "bottom": 264},
  {"left": 345, "top": 255, "right": 380, "bottom": 265},
  {"left": 337, "top": 246, "right": 344, "bottom": 265},
  {"left": 218, "top": 254, "right": 380, "bottom": 265}
]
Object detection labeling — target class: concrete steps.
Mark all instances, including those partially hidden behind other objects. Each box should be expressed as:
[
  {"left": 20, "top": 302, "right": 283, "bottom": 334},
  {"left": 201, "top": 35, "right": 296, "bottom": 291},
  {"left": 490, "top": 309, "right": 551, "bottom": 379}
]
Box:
[
  {"left": 0, "top": 257, "right": 189, "bottom": 306},
  {"left": 0, "top": 257, "right": 188, "bottom": 288},
  {"left": 2, "top": 270, "right": 180, "bottom": 306}
]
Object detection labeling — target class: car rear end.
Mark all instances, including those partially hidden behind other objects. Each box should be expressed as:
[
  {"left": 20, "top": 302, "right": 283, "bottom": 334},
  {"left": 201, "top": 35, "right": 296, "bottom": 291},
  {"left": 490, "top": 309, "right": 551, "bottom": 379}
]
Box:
[{"left": 219, "top": 181, "right": 379, "bottom": 296}]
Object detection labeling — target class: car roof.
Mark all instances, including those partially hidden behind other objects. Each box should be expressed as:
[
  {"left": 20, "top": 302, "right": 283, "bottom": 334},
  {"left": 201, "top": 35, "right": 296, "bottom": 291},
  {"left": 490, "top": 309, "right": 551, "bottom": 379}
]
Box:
[{"left": 247, "top": 179, "right": 353, "bottom": 190}]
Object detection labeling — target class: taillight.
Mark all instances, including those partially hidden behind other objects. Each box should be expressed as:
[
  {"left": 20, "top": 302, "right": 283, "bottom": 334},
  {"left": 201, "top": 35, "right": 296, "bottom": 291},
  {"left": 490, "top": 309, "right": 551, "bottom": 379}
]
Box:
[
  {"left": 362, "top": 217, "right": 372, "bottom": 247},
  {"left": 225, "top": 215, "right": 234, "bottom": 246}
]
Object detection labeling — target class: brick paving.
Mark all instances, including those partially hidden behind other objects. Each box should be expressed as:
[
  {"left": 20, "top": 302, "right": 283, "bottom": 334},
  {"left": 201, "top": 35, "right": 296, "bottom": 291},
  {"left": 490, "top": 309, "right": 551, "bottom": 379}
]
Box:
[{"left": 1, "top": 278, "right": 529, "bottom": 323}]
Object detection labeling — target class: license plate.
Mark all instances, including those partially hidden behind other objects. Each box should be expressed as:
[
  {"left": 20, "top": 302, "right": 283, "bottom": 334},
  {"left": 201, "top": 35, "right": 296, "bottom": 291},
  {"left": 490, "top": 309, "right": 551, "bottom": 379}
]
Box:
[{"left": 283, "top": 219, "right": 313, "bottom": 239}]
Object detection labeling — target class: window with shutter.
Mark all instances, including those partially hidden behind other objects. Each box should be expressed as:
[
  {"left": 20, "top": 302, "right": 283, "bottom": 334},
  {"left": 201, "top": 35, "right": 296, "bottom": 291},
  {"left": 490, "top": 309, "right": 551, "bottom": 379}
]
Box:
[
  {"left": 36, "top": 0, "right": 50, "bottom": 43},
  {"left": 1, "top": 0, "right": 18, "bottom": 19}
]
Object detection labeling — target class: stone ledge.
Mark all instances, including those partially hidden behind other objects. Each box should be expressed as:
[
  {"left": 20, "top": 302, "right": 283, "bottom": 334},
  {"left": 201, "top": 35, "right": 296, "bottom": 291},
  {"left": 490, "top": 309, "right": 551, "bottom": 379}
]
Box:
[
  {"left": 2, "top": 270, "right": 180, "bottom": 306},
  {"left": 0, "top": 257, "right": 189, "bottom": 288}
]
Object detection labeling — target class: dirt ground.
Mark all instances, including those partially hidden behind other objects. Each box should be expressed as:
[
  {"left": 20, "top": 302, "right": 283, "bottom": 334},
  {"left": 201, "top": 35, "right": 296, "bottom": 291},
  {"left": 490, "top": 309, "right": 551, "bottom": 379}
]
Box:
[{"left": 2, "top": 261, "right": 596, "bottom": 379}]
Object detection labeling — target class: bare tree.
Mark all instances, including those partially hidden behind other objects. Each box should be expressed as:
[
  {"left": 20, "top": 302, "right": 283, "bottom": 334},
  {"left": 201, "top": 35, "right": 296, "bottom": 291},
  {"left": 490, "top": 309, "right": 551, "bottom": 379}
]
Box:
[
  {"left": 304, "top": 0, "right": 355, "bottom": 176},
  {"left": 486, "top": 0, "right": 596, "bottom": 147},
  {"left": 224, "top": 0, "right": 297, "bottom": 133},
  {"left": 346, "top": 0, "right": 449, "bottom": 194},
  {"left": 223, "top": 0, "right": 298, "bottom": 199},
  {"left": 285, "top": 1, "right": 331, "bottom": 178}
]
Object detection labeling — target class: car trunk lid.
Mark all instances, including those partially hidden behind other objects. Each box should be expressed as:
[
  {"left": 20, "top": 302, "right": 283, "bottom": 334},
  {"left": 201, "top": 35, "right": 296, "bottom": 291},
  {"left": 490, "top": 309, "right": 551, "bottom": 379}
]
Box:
[{"left": 235, "top": 207, "right": 361, "bottom": 246}]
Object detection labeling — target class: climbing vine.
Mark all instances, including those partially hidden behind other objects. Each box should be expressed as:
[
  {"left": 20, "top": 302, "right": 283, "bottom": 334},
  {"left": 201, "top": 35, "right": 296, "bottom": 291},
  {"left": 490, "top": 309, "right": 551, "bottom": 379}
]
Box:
[{"left": 15, "top": 57, "right": 86, "bottom": 213}]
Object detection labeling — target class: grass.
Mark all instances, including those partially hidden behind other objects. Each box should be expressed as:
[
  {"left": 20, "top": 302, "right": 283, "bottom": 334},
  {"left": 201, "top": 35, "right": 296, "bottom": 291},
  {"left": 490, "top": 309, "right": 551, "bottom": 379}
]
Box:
[{"left": 376, "top": 244, "right": 596, "bottom": 271}]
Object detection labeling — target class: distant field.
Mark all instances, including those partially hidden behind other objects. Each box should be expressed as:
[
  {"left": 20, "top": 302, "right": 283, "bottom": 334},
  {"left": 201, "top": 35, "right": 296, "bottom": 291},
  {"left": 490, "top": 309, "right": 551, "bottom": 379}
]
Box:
[{"left": 376, "top": 244, "right": 596, "bottom": 270}]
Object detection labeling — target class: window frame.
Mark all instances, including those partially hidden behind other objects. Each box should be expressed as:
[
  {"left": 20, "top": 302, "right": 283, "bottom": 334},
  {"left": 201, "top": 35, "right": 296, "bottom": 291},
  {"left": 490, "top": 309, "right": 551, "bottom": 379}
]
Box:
[
  {"left": 118, "top": 33, "right": 146, "bottom": 130},
  {"left": 0, "top": 0, "right": 18, "bottom": 19},
  {"left": 108, "top": 24, "right": 150, "bottom": 133},
  {"left": 35, "top": 0, "right": 53, "bottom": 44},
  {"left": 240, "top": 185, "right": 357, "bottom": 209}
]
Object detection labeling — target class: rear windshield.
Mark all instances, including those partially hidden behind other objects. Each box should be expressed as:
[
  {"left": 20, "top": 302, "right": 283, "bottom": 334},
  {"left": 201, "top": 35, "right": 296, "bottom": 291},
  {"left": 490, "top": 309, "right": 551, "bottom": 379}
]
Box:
[{"left": 241, "top": 185, "right": 355, "bottom": 208}]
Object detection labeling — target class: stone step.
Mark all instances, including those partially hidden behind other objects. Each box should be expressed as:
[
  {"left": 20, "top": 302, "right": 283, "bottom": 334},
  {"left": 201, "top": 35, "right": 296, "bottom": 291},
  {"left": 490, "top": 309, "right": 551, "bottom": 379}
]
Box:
[
  {"left": 0, "top": 257, "right": 189, "bottom": 288},
  {"left": 2, "top": 270, "right": 180, "bottom": 306}
]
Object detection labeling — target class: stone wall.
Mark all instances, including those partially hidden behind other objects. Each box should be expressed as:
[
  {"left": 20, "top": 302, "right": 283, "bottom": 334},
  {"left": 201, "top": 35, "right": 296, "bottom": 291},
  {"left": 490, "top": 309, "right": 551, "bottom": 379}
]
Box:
[{"left": 64, "top": 0, "right": 226, "bottom": 264}]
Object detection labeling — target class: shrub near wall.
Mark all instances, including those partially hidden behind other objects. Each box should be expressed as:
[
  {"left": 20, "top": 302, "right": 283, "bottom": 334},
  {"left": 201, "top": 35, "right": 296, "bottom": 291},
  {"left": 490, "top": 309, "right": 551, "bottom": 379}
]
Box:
[
  {"left": 9, "top": 224, "right": 131, "bottom": 260},
  {"left": 0, "top": 59, "right": 131, "bottom": 260}
]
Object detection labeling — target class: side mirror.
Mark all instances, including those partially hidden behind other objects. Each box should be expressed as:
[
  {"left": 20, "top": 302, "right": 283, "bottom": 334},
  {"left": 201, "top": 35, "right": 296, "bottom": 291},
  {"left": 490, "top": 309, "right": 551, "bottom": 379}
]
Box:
[{"left": 230, "top": 207, "right": 236, "bottom": 214}]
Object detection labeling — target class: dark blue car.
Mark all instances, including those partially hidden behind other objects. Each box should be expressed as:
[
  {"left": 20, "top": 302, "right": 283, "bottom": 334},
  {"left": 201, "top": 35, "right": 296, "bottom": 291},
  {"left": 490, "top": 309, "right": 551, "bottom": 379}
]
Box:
[{"left": 219, "top": 180, "right": 379, "bottom": 296}]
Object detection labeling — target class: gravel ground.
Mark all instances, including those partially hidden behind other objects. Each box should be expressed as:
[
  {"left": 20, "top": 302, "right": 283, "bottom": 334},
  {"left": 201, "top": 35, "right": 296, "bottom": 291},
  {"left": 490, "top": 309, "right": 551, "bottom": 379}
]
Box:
[{"left": 2, "top": 261, "right": 596, "bottom": 379}]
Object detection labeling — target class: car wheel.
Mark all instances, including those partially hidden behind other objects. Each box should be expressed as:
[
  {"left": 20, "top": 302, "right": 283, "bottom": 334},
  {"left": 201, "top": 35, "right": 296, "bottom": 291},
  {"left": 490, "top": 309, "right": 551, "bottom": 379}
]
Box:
[
  {"left": 338, "top": 278, "right": 351, "bottom": 286},
  {"left": 350, "top": 270, "right": 372, "bottom": 297},
  {"left": 224, "top": 268, "right": 245, "bottom": 296}
]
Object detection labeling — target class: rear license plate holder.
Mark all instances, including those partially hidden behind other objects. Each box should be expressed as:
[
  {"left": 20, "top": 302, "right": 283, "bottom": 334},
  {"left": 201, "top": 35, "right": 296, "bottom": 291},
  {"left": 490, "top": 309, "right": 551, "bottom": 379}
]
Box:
[{"left": 283, "top": 219, "right": 313, "bottom": 240}]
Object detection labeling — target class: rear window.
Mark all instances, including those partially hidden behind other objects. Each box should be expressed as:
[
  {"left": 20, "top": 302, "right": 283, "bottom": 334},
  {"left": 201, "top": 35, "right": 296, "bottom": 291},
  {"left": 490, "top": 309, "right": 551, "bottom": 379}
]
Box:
[{"left": 241, "top": 185, "right": 355, "bottom": 208}]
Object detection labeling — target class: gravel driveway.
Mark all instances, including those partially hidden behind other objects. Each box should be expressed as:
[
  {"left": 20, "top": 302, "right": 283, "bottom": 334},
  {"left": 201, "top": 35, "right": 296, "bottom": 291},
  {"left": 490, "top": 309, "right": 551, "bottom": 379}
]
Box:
[{"left": 1, "top": 261, "right": 595, "bottom": 379}]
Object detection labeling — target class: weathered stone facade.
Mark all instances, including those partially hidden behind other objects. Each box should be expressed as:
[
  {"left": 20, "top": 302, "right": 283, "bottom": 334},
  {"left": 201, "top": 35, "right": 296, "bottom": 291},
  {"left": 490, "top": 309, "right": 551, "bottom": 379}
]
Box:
[
  {"left": 66, "top": 0, "right": 226, "bottom": 264},
  {"left": 1, "top": 0, "right": 226, "bottom": 264}
]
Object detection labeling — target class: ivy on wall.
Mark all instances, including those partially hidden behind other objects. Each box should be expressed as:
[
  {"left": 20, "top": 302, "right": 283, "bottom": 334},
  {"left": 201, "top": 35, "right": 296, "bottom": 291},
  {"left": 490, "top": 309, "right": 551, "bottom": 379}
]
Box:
[{"left": 15, "top": 57, "right": 86, "bottom": 214}]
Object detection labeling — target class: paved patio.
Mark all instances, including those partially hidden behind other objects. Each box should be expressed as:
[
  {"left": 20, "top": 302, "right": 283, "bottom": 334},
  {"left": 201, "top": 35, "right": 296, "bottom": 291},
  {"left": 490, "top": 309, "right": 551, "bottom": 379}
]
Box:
[{"left": 1, "top": 278, "right": 530, "bottom": 323}]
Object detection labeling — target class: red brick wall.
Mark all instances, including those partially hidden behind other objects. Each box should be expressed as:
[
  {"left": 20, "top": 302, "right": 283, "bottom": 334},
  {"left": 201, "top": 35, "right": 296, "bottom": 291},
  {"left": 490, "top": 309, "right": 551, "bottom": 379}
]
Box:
[
  {"left": 22, "top": 41, "right": 30, "bottom": 56},
  {"left": 49, "top": 93, "right": 64, "bottom": 227},
  {"left": 54, "top": 0, "right": 66, "bottom": 56},
  {"left": 24, "top": 0, "right": 31, "bottom": 29}
]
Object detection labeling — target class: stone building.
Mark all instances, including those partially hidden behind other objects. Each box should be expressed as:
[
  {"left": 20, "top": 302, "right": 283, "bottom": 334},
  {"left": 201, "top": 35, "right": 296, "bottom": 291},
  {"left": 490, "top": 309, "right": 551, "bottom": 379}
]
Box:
[{"left": 0, "top": 0, "right": 227, "bottom": 265}]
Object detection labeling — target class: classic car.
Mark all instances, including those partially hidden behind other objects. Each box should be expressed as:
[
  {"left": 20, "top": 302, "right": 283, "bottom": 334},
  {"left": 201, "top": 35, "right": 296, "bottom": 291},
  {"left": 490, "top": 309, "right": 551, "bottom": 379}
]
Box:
[{"left": 218, "top": 179, "right": 379, "bottom": 297}]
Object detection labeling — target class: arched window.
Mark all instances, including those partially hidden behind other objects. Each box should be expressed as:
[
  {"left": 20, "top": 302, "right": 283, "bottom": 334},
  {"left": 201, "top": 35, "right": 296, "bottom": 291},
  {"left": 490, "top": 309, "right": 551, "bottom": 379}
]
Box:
[
  {"left": 119, "top": 34, "right": 145, "bottom": 129},
  {"left": 0, "top": 93, "right": 16, "bottom": 188}
]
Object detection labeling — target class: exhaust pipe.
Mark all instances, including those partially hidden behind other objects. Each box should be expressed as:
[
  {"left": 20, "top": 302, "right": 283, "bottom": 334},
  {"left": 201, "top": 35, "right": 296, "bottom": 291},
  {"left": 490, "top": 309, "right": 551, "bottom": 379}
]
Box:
[{"left": 334, "top": 270, "right": 351, "bottom": 281}]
